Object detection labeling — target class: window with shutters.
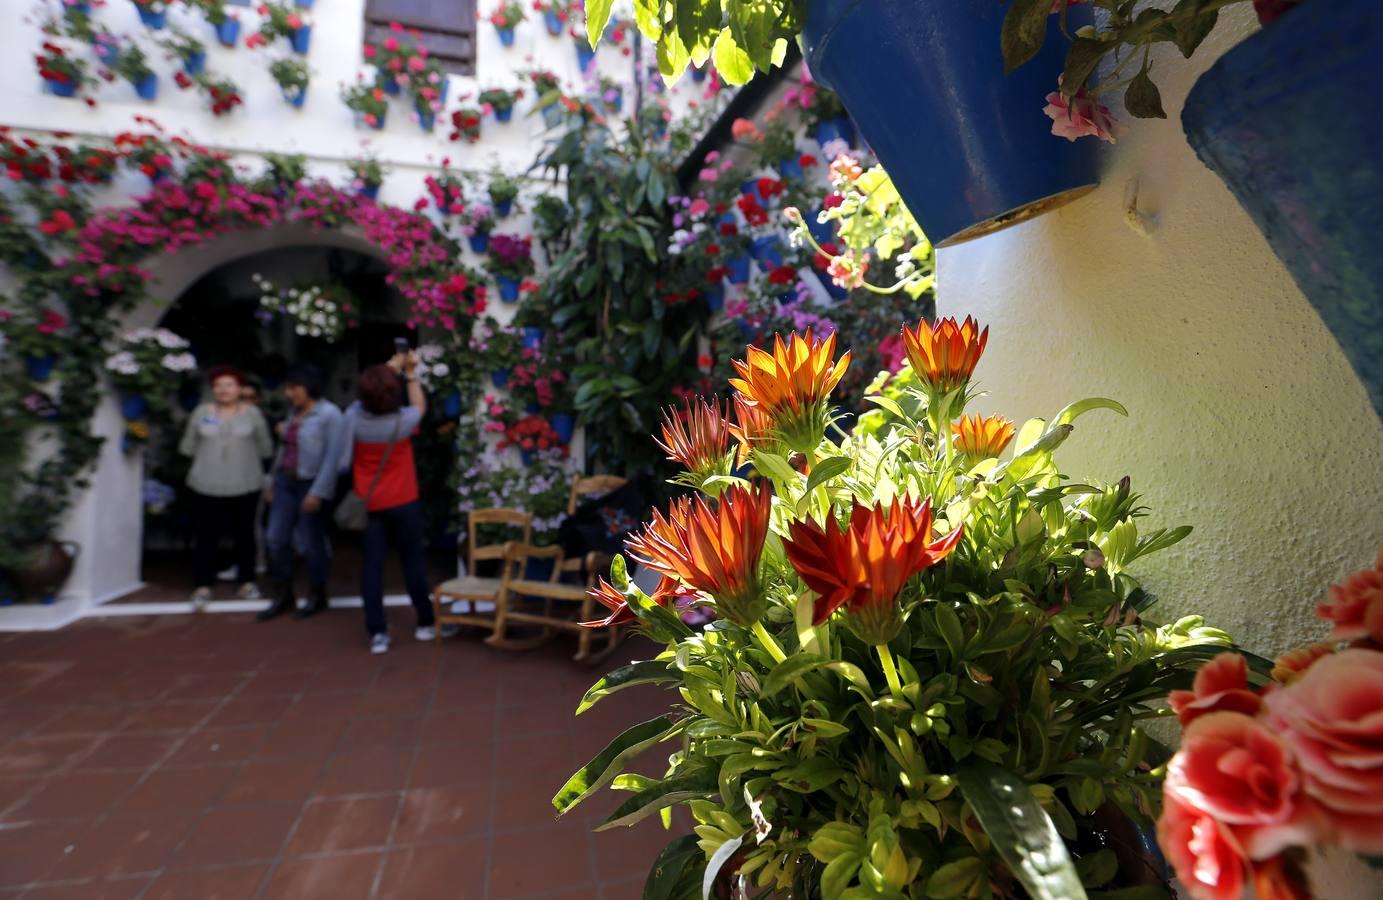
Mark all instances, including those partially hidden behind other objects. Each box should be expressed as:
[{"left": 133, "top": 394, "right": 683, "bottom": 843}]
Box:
[{"left": 364, "top": 0, "right": 478, "bottom": 76}]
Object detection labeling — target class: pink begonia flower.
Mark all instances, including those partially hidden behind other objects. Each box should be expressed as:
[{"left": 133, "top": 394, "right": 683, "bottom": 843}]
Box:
[
  {"left": 704, "top": 150, "right": 720, "bottom": 163},
  {"left": 698, "top": 168, "right": 718, "bottom": 183},
  {"left": 688, "top": 198, "right": 710, "bottom": 217},
  {"left": 1315, "top": 548, "right": 1383, "bottom": 643},
  {"left": 828, "top": 154, "right": 862, "bottom": 183},
  {"left": 877, "top": 334, "right": 906, "bottom": 372},
  {"left": 1168, "top": 652, "right": 1263, "bottom": 728},
  {"left": 1263, "top": 648, "right": 1383, "bottom": 854},
  {"left": 408, "top": 55, "right": 425, "bottom": 72},
  {"left": 1044, "top": 81, "right": 1119, "bottom": 143}
]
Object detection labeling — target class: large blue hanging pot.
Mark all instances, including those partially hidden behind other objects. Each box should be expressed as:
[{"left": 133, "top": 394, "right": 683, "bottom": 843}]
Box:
[
  {"left": 801, "top": 0, "right": 1097, "bottom": 247},
  {"left": 1182, "top": 0, "right": 1383, "bottom": 418}
]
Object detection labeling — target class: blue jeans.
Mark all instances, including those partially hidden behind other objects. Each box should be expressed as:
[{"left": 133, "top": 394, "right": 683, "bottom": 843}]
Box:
[
  {"left": 266, "top": 472, "right": 331, "bottom": 588},
  {"left": 362, "top": 500, "right": 434, "bottom": 636}
]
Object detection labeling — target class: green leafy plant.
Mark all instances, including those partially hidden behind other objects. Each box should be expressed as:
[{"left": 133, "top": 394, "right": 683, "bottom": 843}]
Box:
[
  {"left": 487, "top": 169, "right": 521, "bottom": 205},
  {"left": 489, "top": 0, "right": 528, "bottom": 30},
  {"left": 341, "top": 82, "right": 388, "bottom": 127},
  {"left": 347, "top": 153, "right": 387, "bottom": 191},
  {"left": 258, "top": 152, "right": 307, "bottom": 189},
  {"left": 112, "top": 43, "right": 155, "bottom": 84},
  {"left": 157, "top": 29, "right": 205, "bottom": 67},
  {"left": 555, "top": 321, "right": 1240, "bottom": 899},
  {"left": 269, "top": 57, "right": 309, "bottom": 96},
  {"left": 479, "top": 86, "right": 524, "bottom": 114}
]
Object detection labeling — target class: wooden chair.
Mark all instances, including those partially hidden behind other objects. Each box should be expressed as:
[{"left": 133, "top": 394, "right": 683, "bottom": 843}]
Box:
[
  {"left": 430, "top": 508, "right": 532, "bottom": 641},
  {"left": 556, "top": 475, "right": 629, "bottom": 584},
  {"left": 486, "top": 543, "right": 626, "bottom": 664}
]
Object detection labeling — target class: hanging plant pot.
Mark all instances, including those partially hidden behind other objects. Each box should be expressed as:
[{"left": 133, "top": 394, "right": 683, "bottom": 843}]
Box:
[
  {"left": 358, "top": 183, "right": 380, "bottom": 201},
  {"left": 377, "top": 73, "right": 402, "bottom": 95},
  {"left": 813, "top": 116, "right": 854, "bottom": 149},
  {"left": 497, "top": 275, "right": 520, "bottom": 302},
  {"left": 10, "top": 540, "right": 79, "bottom": 602},
  {"left": 135, "top": 5, "right": 166, "bottom": 29},
  {"left": 1182, "top": 0, "right": 1383, "bottom": 417},
  {"left": 215, "top": 18, "right": 240, "bottom": 47},
  {"left": 776, "top": 157, "right": 803, "bottom": 180},
  {"left": 133, "top": 73, "right": 159, "bottom": 100},
  {"left": 494, "top": 105, "right": 514, "bottom": 123},
  {"left": 290, "top": 24, "right": 312, "bottom": 54},
  {"left": 801, "top": 0, "right": 1097, "bottom": 247},
  {"left": 690, "top": 65, "right": 707, "bottom": 84},
  {"left": 605, "top": 91, "right": 623, "bottom": 115},
  {"left": 282, "top": 84, "right": 307, "bottom": 107},
  {"left": 25, "top": 354, "right": 57, "bottom": 382},
  {"left": 493, "top": 197, "right": 514, "bottom": 217},
  {"left": 749, "top": 236, "right": 784, "bottom": 268},
  {"left": 491, "top": 367, "right": 511, "bottom": 388},
  {"left": 725, "top": 256, "right": 750, "bottom": 285},
  {"left": 120, "top": 393, "right": 148, "bottom": 421},
  {"left": 495, "top": 25, "right": 515, "bottom": 47},
  {"left": 295, "top": 0, "right": 314, "bottom": 7},
  {"left": 543, "top": 11, "right": 563, "bottom": 36},
  {"left": 442, "top": 391, "right": 463, "bottom": 418},
  {"left": 468, "top": 231, "right": 490, "bottom": 254},
  {"left": 416, "top": 103, "right": 435, "bottom": 132},
  {"left": 575, "top": 42, "right": 595, "bottom": 70},
  {"left": 358, "top": 109, "right": 387, "bottom": 130},
  {"left": 549, "top": 413, "right": 575, "bottom": 444},
  {"left": 521, "top": 327, "right": 545, "bottom": 350},
  {"left": 541, "top": 103, "right": 563, "bottom": 128},
  {"left": 704, "top": 283, "right": 725, "bottom": 311},
  {"left": 44, "top": 78, "right": 77, "bottom": 98},
  {"left": 183, "top": 50, "right": 206, "bottom": 76}
]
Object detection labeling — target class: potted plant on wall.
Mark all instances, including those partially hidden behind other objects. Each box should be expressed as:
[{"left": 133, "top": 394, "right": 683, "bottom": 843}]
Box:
[
  {"left": 34, "top": 42, "right": 88, "bottom": 98},
  {"left": 342, "top": 80, "right": 389, "bottom": 130},
  {"left": 2, "top": 308, "right": 68, "bottom": 382},
  {"left": 347, "top": 153, "right": 387, "bottom": 199},
  {"left": 478, "top": 86, "right": 523, "bottom": 123},
  {"left": 176, "top": 71, "right": 244, "bottom": 116},
  {"left": 269, "top": 56, "right": 309, "bottom": 106},
  {"left": 113, "top": 42, "right": 159, "bottom": 100},
  {"left": 448, "top": 106, "right": 483, "bottom": 144},
  {"left": 159, "top": 30, "right": 208, "bottom": 76},
  {"left": 487, "top": 170, "right": 520, "bottom": 217},
  {"left": 103, "top": 327, "right": 197, "bottom": 428},
  {"left": 248, "top": 1, "right": 311, "bottom": 54},
  {"left": 486, "top": 234, "right": 534, "bottom": 302},
  {"left": 131, "top": 0, "right": 169, "bottom": 30},
  {"left": 188, "top": 0, "right": 241, "bottom": 46},
  {"left": 489, "top": 0, "right": 526, "bottom": 46}
]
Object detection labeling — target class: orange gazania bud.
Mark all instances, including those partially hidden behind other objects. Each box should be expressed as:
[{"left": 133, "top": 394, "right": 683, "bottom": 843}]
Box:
[
  {"left": 728, "top": 394, "right": 773, "bottom": 467},
  {"left": 901, "top": 316, "right": 988, "bottom": 395},
  {"left": 952, "top": 414, "right": 1015, "bottom": 460},
  {"left": 729, "top": 329, "right": 850, "bottom": 453},
  {"left": 625, "top": 483, "right": 772, "bottom": 627},
  {"left": 655, "top": 397, "right": 732, "bottom": 486},
  {"left": 580, "top": 577, "right": 637, "bottom": 628},
  {"left": 783, "top": 496, "right": 962, "bottom": 643}
]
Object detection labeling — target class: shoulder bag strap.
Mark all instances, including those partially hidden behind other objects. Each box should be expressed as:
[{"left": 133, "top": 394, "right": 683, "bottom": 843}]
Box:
[{"left": 360, "top": 413, "right": 403, "bottom": 505}]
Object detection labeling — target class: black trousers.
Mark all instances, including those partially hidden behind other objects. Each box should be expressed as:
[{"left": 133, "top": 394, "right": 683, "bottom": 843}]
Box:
[
  {"left": 361, "top": 500, "right": 434, "bottom": 636},
  {"left": 191, "top": 490, "right": 260, "bottom": 587}
]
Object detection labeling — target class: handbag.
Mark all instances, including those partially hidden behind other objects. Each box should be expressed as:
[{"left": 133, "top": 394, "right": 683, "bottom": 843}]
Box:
[{"left": 334, "top": 413, "right": 402, "bottom": 531}]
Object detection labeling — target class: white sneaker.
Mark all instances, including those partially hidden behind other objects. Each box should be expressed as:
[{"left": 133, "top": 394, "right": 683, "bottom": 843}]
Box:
[
  {"left": 216, "top": 566, "right": 237, "bottom": 583},
  {"left": 191, "top": 587, "right": 212, "bottom": 611},
  {"left": 236, "top": 582, "right": 262, "bottom": 600},
  {"left": 415, "top": 624, "right": 460, "bottom": 641},
  {"left": 370, "top": 633, "right": 390, "bottom": 655}
]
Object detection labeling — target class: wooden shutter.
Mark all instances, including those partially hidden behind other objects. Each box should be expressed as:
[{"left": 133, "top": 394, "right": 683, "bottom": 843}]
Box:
[{"left": 364, "top": 0, "right": 477, "bottom": 76}]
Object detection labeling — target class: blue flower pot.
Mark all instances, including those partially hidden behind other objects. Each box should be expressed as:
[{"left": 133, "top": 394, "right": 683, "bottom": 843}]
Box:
[
  {"left": 379, "top": 75, "right": 401, "bottom": 95},
  {"left": 491, "top": 368, "right": 511, "bottom": 388},
  {"left": 358, "top": 183, "right": 379, "bottom": 200},
  {"left": 96, "top": 41, "right": 120, "bottom": 65},
  {"left": 575, "top": 43, "right": 595, "bottom": 70},
  {"left": 605, "top": 93, "right": 623, "bottom": 114},
  {"left": 215, "top": 18, "right": 240, "bottom": 47},
  {"left": 801, "top": 0, "right": 1097, "bottom": 247},
  {"left": 68, "top": 1, "right": 91, "bottom": 14},
  {"left": 417, "top": 105, "right": 435, "bottom": 132},
  {"left": 40, "top": 593, "right": 57, "bottom": 606},
  {"left": 777, "top": 158, "right": 803, "bottom": 180},
  {"left": 703, "top": 284, "right": 724, "bottom": 311},
  {"left": 494, "top": 197, "right": 513, "bottom": 217},
  {"left": 525, "top": 402, "right": 540, "bottom": 415},
  {"left": 735, "top": 319, "right": 757, "bottom": 343},
  {"left": 0, "top": 597, "right": 13, "bottom": 607},
  {"left": 524, "top": 555, "right": 554, "bottom": 580},
  {"left": 361, "top": 110, "right": 387, "bottom": 130},
  {"left": 494, "top": 105, "right": 513, "bottom": 123},
  {"left": 497, "top": 275, "right": 520, "bottom": 302},
  {"left": 550, "top": 413, "right": 574, "bottom": 444},
  {"left": 813, "top": 117, "right": 855, "bottom": 149},
  {"left": 25, "top": 354, "right": 56, "bottom": 382},
  {"left": 725, "top": 255, "right": 750, "bottom": 284},
  {"left": 543, "top": 10, "right": 563, "bottom": 36},
  {"left": 284, "top": 85, "right": 307, "bottom": 107},
  {"left": 749, "top": 236, "right": 783, "bottom": 268},
  {"left": 816, "top": 270, "right": 849, "bottom": 300},
  {"left": 468, "top": 232, "right": 490, "bottom": 254},
  {"left": 45, "top": 78, "right": 77, "bottom": 98},
  {"left": 807, "top": 208, "right": 835, "bottom": 245},
  {"left": 295, "top": 0, "right": 313, "bottom": 7},
  {"left": 496, "top": 25, "right": 515, "bottom": 46},
  {"left": 183, "top": 50, "right": 206, "bottom": 76},
  {"left": 1183, "top": 0, "right": 1383, "bottom": 417},
  {"left": 691, "top": 66, "right": 707, "bottom": 83},
  {"left": 740, "top": 179, "right": 758, "bottom": 198},
  {"left": 120, "top": 392, "right": 148, "bottom": 420},
  {"left": 291, "top": 24, "right": 311, "bottom": 54},
  {"left": 133, "top": 73, "right": 159, "bottom": 100},
  {"left": 442, "top": 391, "right": 462, "bottom": 418},
  {"left": 136, "top": 5, "right": 166, "bottom": 29},
  {"left": 719, "top": 212, "right": 737, "bottom": 226},
  {"left": 521, "top": 326, "right": 544, "bottom": 349},
  {"left": 541, "top": 103, "right": 563, "bottom": 128}
]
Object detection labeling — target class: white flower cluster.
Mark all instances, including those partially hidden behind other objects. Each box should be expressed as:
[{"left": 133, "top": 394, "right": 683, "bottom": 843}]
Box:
[
  {"left": 161, "top": 353, "right": 197, "bottom": 372},
  {"left": 124, "top": 328, "right": 190, "bottom": 350},
  {"left": 413, "top": 343, "right": 451, "bottom": 392},
  {"left": 105, "top": 350, "right": 140, "bottom": 376},
  {"left": 253, "top": 273, "right": 348, "bottom": 342},
  {"left": 104, "top": 329, "right": 197, "bottom": 376}
]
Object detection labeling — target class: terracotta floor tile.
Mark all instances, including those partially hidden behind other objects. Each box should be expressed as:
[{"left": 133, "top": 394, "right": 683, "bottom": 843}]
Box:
[
  {"left": 0, "top": 736, "right": 101, "bottom": 775},
  {"left": 162, "top": 674, "right": 250, "bottom": 701},
  {"left": 600, "top": 876, "right": 646, "bottom": 900},
  {"left": 166, "top": 802, "right": 303, "bottom": 867},
  {"left": 355, "top": 687, "right": 431, "bottom": 718},
  {"left": 377, "top": 840, "right": 487, "bottom": 899},
  {"left": 0, "top": 821, "right": 72, "bottom": 886},
  {"left": 407, "top": 742, "right": 493, "bottom": 789},
  {"left": 9, "top": 771, "right": 140, "bottom": 821},
  {"left": 142, "top": 863, "right": 269, "bottom": 900},
  {"left": 0, "top": 776, "right": 36, "bottom": 821},
  {"left": 120, "top": 700, "right": 219, "bottom": 733},
  {"left": 73, "top": 734, "right": 174, "bottom": 771},
  {"left": 162, "top": 725, "right": 269, "bottom": 766},
  {"left": 45, "top": 814, "right": 187, "bottom": 879},
  {"left": 220, "top": 757, "right": 325, "bottom": 806},
  {"left": 488, "top": 824, "right": 597, "bottom": 899},
  {"left": 114, "top": 766, "right": 236, "bottom": 816},
  {"left": 338, "top": 715, "right": 423, "bottom": 752},
  {"left": 27, "top": 705, "right": 133, "bottom": 736},
  {"left": 492, "top": 735, "right": 577, "bottom": 781},
  {"left": 418, "top": 708, "right": 493, "bottom": 746},
  {"left": 492, "top": 774, "right": 566, "bottom": 832},
  {"left": 255, "top": 717, "right": 348, "bottom": 759},
  {"left": 316, "top": 748, "right": 413, "bottom": 797},
  {"left": 203, "top": 695, "right": 296, "bottom": 729},
  {"left": 393, "top": 785, "right": 491, "bottom": 842},
  {"left": 591, "top": 822, "right": 688, "bottom": 884},
  {"left": 283, "top": 794, "right": 400, "bottom": 856},
  {"left": 17, "top": 876, "right": 152, "bottom": 899},
  {"left": 496, "top": 700, "right": 578, "bottom": 740},
  {"left": 260, "top": 853, "right": 383, "bottom": 900}
]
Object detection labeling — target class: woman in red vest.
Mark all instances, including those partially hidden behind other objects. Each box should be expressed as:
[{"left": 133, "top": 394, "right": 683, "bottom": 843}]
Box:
[{"left": 339, "top": 352, "right": 457, "bottom": 654}]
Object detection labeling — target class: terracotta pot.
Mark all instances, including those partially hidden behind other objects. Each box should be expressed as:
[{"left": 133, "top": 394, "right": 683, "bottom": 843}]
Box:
[{"left": 11, "top": 540, "right": 79, "bottom": 601}]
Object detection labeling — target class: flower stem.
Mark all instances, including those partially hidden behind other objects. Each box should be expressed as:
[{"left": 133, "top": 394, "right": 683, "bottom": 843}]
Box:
[
  {"left": 875, "top": 643, "right": 903, "bottom": 696},
  {"left": 752, "top": 619, "right": 787, "bottom": 664}
]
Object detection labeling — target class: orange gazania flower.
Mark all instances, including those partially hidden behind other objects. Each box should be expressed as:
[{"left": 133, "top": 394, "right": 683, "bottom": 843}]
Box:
[
  {"left": 655, "top": 397, "right": 732, "bottom": 482},
  {"left": 952, "top": 414, "right": 1015, "bottom": 460},
  {"left": 625, "top": 483, "right": 772, "bottom": 626},
  {"left": 783, "top": 496, "right": 962, "bottom": 643},
  {"left": 901, "top": 316, "right": 988, "bottom": 394},
  {"left": 729, "top": 329, "right": 850, "bottom": 452},
  {"left": 728, "top": 394, "right": 773, "bottom": 467},
  {"left": 580, "top": 577, "right": 637, "bottom": 628}
]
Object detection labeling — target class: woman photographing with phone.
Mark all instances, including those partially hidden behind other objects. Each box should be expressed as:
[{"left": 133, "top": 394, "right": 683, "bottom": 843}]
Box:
[{"left": 339, "top": 348, "right": 456, "bottom": 654}]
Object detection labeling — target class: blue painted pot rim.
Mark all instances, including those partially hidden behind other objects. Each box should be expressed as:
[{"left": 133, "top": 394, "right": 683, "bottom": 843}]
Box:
[{"left": 801, "top": 0, "right": 1098, "bottom": 247}]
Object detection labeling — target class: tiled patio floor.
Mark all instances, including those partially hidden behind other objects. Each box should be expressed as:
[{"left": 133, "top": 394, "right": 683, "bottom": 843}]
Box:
[{"left": 0, "top": 609, "right": 682, "bottom": 898}]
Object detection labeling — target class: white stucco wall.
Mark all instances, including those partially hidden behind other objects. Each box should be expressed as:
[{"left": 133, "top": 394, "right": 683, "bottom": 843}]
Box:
[{"left": 937, "top": 7, "right": 1383, "bottom": 660}]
